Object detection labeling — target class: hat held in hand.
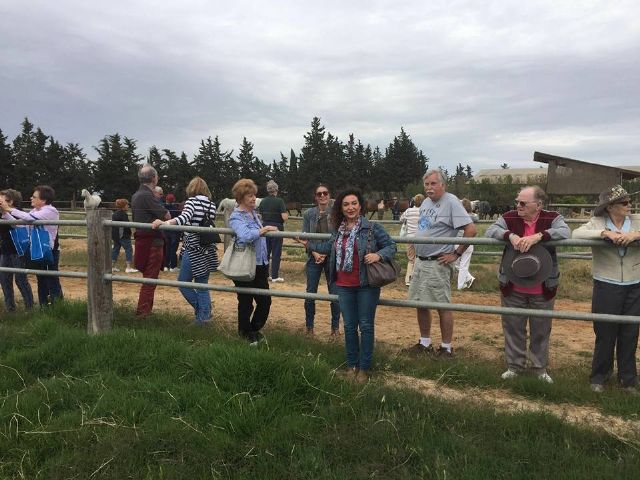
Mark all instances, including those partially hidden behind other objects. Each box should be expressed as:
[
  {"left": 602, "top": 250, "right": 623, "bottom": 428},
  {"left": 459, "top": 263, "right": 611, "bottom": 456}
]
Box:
[{"left": 503, "top": 244, "right": 553, "bottom": 287}]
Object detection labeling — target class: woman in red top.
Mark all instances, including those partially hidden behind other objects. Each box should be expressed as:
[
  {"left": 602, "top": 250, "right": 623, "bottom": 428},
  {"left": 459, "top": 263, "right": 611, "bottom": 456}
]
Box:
[{"left": 317, "top": 188, "right": 396, "bottom": 383}]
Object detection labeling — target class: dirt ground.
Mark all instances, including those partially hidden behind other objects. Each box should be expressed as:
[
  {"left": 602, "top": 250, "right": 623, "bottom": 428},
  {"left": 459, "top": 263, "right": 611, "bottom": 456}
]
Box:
[{"left": 55, "top": 239, "right": 596, "bottom": 369}]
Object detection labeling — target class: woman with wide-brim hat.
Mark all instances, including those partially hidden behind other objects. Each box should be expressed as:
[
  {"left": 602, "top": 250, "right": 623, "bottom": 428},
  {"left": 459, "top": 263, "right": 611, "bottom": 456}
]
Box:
[{"left": 573, "top": 185, "right": 640, "bottom": 395}]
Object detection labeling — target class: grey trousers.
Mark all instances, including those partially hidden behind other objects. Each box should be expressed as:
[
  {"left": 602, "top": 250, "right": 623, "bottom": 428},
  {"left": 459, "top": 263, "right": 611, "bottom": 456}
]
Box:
[{"left": 501, "top": 292, "right": 554, "bottom": 372}]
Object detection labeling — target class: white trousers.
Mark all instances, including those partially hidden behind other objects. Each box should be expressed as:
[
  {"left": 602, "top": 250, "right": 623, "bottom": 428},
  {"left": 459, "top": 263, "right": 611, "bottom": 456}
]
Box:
[{"left": 455, "top": 245, "right": 474, "bottom": 289}]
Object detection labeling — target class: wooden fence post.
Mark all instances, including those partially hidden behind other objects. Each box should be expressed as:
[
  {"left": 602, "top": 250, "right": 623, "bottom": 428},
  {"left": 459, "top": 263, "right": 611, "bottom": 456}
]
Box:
[{"left": 86, "top": 209, "right": 113, "bottom": 334}]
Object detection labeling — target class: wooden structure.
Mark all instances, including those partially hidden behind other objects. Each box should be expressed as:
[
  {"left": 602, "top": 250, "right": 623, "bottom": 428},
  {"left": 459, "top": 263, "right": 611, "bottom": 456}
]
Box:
[{"left": 534, "top": 152, "right": 640, "bottom": 196}]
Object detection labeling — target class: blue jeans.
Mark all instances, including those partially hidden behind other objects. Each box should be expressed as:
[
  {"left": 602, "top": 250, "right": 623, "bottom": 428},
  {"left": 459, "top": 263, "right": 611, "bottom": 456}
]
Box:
[
  {"left": 164, "top": 231, "right": 180, "bottom": 269},
  {"left": 336, "top": 285, "right": 380, "bottom": 371},
  {"left": 305, "top": 257, "right": 340, "bottom": 330},
  {"left": 0, "top": 253, "right": 34, "bottom": 311},
  {"left": 177, "top": 250, "right": 211, "bottom": 323},
  {"left": 112, "top": 237, "right": 133, "bottom": 263},
  {"left": 33, "top": 249, "right": 63, "bottom": 307},
  {"left": 265, "top": 221, "right": 283, "bottom": 278}
]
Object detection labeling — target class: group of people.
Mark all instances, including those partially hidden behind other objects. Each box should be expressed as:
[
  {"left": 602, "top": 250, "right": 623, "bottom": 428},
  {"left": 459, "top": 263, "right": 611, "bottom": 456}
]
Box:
[
  {"left": 1, "top": 165, "right": 638, "bottom": 392},
  {"left": 0, "top": 185, "right": 64, "bottom": 309}
]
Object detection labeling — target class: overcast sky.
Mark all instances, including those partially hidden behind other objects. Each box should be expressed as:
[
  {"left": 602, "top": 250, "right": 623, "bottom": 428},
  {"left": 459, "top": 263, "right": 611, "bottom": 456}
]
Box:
[{"left": 1, "top": 0, "right": 639, "bottom": 173}]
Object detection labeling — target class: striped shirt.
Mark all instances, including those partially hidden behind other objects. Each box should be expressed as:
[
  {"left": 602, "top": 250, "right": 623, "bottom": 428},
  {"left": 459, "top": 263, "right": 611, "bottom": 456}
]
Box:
[{"left": 174, "top": 195, "right": 219, "bottom": 277}]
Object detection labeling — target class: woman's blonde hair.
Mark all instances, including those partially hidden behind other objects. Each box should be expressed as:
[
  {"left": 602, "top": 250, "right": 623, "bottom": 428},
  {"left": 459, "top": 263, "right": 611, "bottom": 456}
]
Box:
[
  {"left": 186, "top": 176, "right": 212, "bottom": 199},
  {"left": 232, "top": 178, "right": 258, "bottom": 202},
  {"left": 413, "top": 194, "right": 425, "bottom": 207}
]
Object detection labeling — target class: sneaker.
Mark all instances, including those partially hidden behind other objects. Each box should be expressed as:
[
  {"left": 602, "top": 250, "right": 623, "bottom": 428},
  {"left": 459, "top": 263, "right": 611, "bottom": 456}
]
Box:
[
  {"left": 405, "top": 282, "right": 411, "bottom": 286},
  {"left": 464, "top": 277, "right": 475, "bottom": 289},
  {"left": 622, "top": 386, "right": 640, "bottom": 396},
  {"left": 268, "top": 276, "right": 273, "bottom": 282},
  {"left": 590, "top": 384, "right": 604, "bottom": 393},
  {"left": 435, "top": 346, "right": 454, "bottom": 357},
  {"left": 305, "top": 327, "right": 314, "bottom": 335},
  {"left": 248, "top": 331, "right": 265, "bottom": 347},
  {"left": 345, "top": 367, "right": 358, "bottom": 381},
  {"left": 501, "top": 369, "right": 518, "bottom": 380},
  {"left": 169, "top": 268, "right": 176, "bottom": 272},
  {"left": 112, "top": 267, "right": 120, "bottom": 272},
  {"left": 538, "top": 372, "right": 554, "bottom": 384},
  {"left": 401, "top": 343, "right": 434, "bottom": 357},
  {"left": 163, "top": 267, "right": 169, "bottom": 272},
  {"left": 125, "top": 267, "right": 138, "bottom": 273},
  {"left": 273, "top": 277, "right": 285, "bottom": 283}
]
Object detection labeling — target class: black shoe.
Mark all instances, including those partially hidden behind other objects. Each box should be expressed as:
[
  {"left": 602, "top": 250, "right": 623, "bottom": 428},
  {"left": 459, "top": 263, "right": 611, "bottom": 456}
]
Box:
[
  {"left": 435, "top": 346, "right": 454, "bottom": 357},
  {"left": 401, "top": 343, "right": 434, "bottom": 357}
]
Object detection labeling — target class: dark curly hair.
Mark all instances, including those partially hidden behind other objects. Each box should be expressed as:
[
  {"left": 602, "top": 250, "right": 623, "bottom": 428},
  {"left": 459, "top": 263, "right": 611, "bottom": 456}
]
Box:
[{"left": 332, "top": 187, "right": 365, "bottom": 227}]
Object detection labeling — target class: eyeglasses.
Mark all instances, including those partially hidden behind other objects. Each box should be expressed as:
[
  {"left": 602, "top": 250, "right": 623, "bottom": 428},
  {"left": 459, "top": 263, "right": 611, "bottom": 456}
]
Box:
[
  {"left": 515, "top": 200, "right": 538, "bottom": 207},
  {"left": 316, "top": 191, "right": 329, "bottom": 197}
]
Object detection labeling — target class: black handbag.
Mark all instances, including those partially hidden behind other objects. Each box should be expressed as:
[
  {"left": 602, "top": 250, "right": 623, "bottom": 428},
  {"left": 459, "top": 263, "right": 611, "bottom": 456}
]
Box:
[
  {"left": 197, "top": 199, "right": 222, "bottom": 248},
  {"left": 365, "top": 227, "right": 401, "bottom": 287}
]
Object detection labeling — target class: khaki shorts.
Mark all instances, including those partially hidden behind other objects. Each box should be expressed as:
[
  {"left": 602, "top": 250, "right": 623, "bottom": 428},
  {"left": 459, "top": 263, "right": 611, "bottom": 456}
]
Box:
[{"left": 408, "top": 258, "right": 453, "bottom": 303}]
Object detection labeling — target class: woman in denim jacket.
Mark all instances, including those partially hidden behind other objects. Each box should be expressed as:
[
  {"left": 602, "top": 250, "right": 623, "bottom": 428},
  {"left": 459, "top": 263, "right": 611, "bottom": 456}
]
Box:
[
  {"left": 300, "top": 184, "right": 340, "bottom": 337},
  {"left": 316, "top": 188, "right": 396, "bottom": 382}
]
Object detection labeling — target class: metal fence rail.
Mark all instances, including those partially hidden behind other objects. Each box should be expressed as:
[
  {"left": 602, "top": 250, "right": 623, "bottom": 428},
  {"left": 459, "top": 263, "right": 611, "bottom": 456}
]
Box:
[{"left": 1, "top": 211, "right": 639, "bottom": 334}]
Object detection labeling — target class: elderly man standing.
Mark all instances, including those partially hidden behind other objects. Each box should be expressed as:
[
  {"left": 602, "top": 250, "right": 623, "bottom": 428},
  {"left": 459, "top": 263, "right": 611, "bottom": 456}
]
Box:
[
  {"left": 132, "top": 164, "right": 169, "bottom": 316},
  {"left": 258, "top": 180, "right": 288, "bottom": 282},
  {"left": 486, "top": 186, "right": 570, "bottom": 383},
  {"left": 404, "top": 169, "right": 477, "bottom": 357}
]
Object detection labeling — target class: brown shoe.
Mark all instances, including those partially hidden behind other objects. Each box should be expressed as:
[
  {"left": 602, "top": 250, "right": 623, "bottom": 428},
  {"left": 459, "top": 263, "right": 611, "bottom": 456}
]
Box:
[
  {"left": 305, "top": 327, "right": 314, "bottom": 335},
  {"left": 401, "top": 342, "right": 434, "bottom": 357},
  {"left": 355, "top": 370, "right": 370, "bottom": 383},
  {"left": 345, "top": 367, "right": 358, "bottom": 381},
  {"left": 435, "top": 346, "right": 454, "bottom": 357}
]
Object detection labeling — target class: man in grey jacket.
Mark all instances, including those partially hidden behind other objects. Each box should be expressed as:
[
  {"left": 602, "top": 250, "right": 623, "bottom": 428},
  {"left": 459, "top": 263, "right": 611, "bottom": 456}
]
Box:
[{"left": 486, "top": 186, "right": 570, "bottom": 383}]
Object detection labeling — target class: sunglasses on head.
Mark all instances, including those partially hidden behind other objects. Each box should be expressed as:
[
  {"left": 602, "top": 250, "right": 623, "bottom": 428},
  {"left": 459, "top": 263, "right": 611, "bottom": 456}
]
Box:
[{"left": 316, "top": 191, "right": 329, "bottom": 197}]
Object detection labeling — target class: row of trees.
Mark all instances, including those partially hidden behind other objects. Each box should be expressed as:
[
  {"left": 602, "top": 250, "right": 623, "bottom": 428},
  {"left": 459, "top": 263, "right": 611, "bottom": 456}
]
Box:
[{"left": 0, "top": 117, "right": 433, "bottom": 203}]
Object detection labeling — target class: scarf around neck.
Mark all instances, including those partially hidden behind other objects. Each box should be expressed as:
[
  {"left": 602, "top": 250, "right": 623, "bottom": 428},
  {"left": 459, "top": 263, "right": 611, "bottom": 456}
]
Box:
[{"left": 336, "top": 217, "right": 361, "bottom": 272}]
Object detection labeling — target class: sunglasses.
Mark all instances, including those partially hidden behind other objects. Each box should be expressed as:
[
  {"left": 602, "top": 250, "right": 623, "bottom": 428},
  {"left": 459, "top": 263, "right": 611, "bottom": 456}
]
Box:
[
  {"left": 316, "top": 191, "right": 329, "bottom": 197},
  {"left": 515, "top": 200, "right": 537, "bottom": 207},
  {"left": 613, "top": 200, "right": 630, "bottom": 206}
]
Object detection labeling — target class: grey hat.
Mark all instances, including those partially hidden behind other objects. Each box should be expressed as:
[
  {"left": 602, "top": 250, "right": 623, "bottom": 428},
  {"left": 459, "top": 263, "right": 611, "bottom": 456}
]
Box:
[
  {"left": 593, "top": 185, "right": 637, "bottom": 217},
  {"left": 503, "top": 244, "right": 553, "bottom": 287}
]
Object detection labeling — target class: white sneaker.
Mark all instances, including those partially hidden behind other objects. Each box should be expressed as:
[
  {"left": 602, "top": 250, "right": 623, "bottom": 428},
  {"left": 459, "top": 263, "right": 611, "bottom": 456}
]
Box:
[
  {"left": 268, "top": 276, "right": 273, "bottom": 282},
  {"left": 112, "top": 267, "right": 120, "bottom": 272},
  {"left": 501, "top": 369, "right": 518, "bottom": 380},
  {"left": 273, "top": 277, "right": 284, "bottom": 283},
  {"left": 169, "top": 268, "right": 176, "bottom": 272},
  {"left": 125, "top": 268, "right": 138, "bottom": 273},
  {"left": 163, "top": 267, "right": 169, "bottom": 272},
  {"left": 538, "top": 372, "right": 554, "bottom": 384},
  {"left": 464, "top": 277, "right": 475, "bottom": 289}
]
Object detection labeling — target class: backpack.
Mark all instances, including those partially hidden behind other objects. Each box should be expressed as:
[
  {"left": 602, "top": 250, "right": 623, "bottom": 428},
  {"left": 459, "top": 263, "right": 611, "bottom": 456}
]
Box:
[{"left": 197, "top": 199, "right": 221, "bottom": 248}]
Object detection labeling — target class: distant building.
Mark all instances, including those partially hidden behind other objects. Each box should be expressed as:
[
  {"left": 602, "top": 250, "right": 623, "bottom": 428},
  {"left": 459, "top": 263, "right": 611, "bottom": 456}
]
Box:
[
  {"left": 472, "top": 168, "right": 547, "bottom": 184},
  {"left": 534, "top": 152, "right": 640, "bottom": 196}
]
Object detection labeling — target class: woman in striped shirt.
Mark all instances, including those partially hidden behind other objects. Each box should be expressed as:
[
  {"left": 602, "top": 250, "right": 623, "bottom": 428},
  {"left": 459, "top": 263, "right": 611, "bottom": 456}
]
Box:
[{"left": 152, "top": 177, "right": 219, "bottom": 325}]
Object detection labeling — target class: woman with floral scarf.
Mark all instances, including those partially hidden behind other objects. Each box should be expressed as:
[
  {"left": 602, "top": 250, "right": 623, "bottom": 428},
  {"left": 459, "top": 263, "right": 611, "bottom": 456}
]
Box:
[{"left": 316, "top": 188, "right": 396, "bottom": 382}]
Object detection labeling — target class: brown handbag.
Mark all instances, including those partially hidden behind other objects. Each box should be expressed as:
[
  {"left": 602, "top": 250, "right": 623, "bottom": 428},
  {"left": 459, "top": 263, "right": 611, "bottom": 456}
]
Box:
[{"left": 365, "top": 227, "right": 401, "bottom": 287}]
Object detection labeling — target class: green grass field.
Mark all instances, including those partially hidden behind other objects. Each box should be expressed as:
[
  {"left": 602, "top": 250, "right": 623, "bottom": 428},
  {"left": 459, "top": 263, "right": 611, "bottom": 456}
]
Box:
[{"left": 1, "top": 303, "right": 639, "bottom": 479}]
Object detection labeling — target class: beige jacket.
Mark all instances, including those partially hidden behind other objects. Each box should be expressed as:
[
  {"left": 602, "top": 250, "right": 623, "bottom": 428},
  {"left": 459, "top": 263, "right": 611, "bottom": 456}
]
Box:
[{"left": 572, "top": 214, "right": 640, "bottom": 283}]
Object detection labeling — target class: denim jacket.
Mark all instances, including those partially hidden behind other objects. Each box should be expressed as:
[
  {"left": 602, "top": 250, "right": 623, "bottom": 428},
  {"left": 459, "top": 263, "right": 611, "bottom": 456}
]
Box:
[
  {"left": 302, "top": 205, "right": 336, "bottom": 256},
  {"left": 316, "top": 216, "right": 397, "bottom": 287}
]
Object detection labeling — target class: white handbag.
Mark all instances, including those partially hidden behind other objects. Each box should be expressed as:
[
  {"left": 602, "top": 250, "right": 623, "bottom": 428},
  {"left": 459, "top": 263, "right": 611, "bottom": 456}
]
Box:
[{"left": 218, "top": 242, "right": 256, "bottom": 281}]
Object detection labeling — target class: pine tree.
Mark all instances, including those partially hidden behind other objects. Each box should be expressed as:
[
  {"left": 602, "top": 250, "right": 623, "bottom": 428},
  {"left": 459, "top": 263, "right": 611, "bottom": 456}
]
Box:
[
  {"left": 163, "top": 149, "right": 193, "bottom": 199},
  {"left": 192, "top": 136, "right": 236, "bottom": 200},
  {"left": 93, "top": 134, "right": 141, "bottom": 201},
  {"left": 60, "top": 143, "right": 92, "bottom": 204},
  {"left": 0, "top": 129, "right": 14, "bottom": 188},
  {"left": 147, "top": 146, "right": 168, "bottom": 188},
  {"left": 12, "top": 118, "right": 48, "bottom": 194}
]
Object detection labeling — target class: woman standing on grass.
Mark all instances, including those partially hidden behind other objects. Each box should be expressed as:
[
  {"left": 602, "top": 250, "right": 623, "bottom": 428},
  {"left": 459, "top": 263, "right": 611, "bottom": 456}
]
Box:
[
  {"left": 152, "top": 177, "right": 218, "bottom": 325},
  {"left": 1, "top": 185, "right": 63, "bottom": 306},
  {"left": 111, "top": 199, "right": 137, "bottom": 273},
  {"left": 316, "top": 188, "right": 396, "bottom": 383},
  {"left": 0, "top": 189, "right": 34, "bottom": 311},
  {"left": 573, "top": 185, "right": 640, "bottom": 395},
  {"left": 229, "top": 179, "right": 278, "bottom": 344}
]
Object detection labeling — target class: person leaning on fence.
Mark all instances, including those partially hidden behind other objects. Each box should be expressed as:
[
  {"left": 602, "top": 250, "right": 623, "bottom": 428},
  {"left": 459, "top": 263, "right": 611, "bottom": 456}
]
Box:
[
  {"left": 257, "top": 180, "right": 288, "bottom": 283},
  {"left": 486, "top": 186, "right": 570, "bottom": 383},
  {"left": 111, "top": 199, "right": 137, "bottom": 274},
  {"left": 163, "top": 193, "right": 182, "bottom": 272},
  {"left": 573, "top": 185, "right": 640, "bottom": 395},
  {"left": 315, "top": 188, "right": 397, "bottom": 383},
  {"left": 399, "top": 193, "right": 423, "bottom": 286},
  {"left": 299, "top": 183, "right": 341, "bottom": 337},
  {"left": 1, "top": 185, "right": 63, "bottom": 307},
  {"left": 152, "top": 177, "right": 219, "bottom": 326},
  {"left": 229, "top": 179, "right": 278, "bottom": 345},
  {"left": 403, "top": 169, "right": 476, "bottom": 357},
  {"left": 0, "top": 189, "right": 34, "bottom": 311},
  {"left": 131, "top": 164, "right": 169, "bottom": 317},
  {"left": 455, "top": 198, "right": 478, "bottom": 290}
]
